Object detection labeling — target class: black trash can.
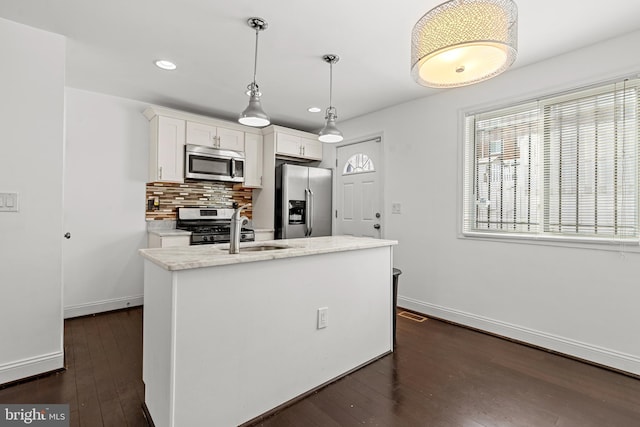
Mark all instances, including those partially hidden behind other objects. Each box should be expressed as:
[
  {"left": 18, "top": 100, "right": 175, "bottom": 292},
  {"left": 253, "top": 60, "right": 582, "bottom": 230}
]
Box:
[{"left": 392, "top": 268, "right": 402, "bottom": 347}]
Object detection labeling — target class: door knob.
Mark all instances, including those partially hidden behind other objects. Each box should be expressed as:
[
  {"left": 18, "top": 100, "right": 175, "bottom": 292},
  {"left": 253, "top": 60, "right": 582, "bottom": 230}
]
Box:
[
  {"left": 375, "top": 212, "right": 381, "bottom": 218},
  {"left": 64, "top": 232, "right": 71, "bottom": 239},
  {"left": 373, "top": 224, "right": 381, "bottom": 230}
]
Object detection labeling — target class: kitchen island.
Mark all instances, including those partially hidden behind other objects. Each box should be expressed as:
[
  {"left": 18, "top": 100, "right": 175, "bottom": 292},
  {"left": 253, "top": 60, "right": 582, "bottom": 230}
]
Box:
[{"left": 139, "top": 235, "right": 397, "bottom": 427}]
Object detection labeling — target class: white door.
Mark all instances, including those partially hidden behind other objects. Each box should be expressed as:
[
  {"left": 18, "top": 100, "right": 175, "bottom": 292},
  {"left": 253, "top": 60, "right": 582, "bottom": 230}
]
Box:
[{"left": 336, "top": 138, "right": 382, "bottom": 238}]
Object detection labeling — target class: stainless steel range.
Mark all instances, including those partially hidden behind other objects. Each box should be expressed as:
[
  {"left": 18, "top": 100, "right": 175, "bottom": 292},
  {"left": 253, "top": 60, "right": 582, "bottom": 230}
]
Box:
[{"left": 176, "top": 207, "right": 255, "bottom": 245}]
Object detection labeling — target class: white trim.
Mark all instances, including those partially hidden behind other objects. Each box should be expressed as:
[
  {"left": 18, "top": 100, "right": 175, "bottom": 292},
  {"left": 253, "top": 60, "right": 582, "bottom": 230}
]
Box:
[
  {"left": 0, "top": 351, "right": 64, "bottom": 385},
  {"left": 458, "top": 232, "right": 640, "bottom": 253},
  {"left": 398, "top": 296, "right": 640, "bottom": 376},
  {"left": 64, "top": 295, "right": 144, "bottom": 319}
]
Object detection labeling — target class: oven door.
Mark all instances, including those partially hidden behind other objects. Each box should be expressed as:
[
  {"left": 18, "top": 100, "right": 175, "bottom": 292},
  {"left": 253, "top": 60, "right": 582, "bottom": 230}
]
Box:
[{"left": 185, "top": 145, "right": 244, "bottom": 183}]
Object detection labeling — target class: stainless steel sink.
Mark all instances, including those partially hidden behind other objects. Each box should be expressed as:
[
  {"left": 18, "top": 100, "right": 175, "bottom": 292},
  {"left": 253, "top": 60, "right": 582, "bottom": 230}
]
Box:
[{"left": 239, "top": 244, "right": 291, "bottom": 252}]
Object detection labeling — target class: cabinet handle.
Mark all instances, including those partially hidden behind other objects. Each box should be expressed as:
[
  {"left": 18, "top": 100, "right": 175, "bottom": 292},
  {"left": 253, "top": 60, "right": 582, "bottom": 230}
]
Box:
[{"left": 159, "top": 166, "right": 163, "bottom": 180}]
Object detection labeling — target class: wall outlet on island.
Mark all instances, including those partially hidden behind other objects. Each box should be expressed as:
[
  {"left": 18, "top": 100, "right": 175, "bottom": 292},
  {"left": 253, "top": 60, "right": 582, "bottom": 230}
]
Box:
[{"left": 317, "top": 307, "right": 328, "bottom": 329}]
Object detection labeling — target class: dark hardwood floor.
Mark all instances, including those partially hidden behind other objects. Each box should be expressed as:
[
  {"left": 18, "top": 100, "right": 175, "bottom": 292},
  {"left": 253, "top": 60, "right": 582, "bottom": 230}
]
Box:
[
  {"left": 1, "top": 307, "right": 639, "bottom": 426},
  {"left": 0, "top": 308, "right": 147, "bottom": 427}
]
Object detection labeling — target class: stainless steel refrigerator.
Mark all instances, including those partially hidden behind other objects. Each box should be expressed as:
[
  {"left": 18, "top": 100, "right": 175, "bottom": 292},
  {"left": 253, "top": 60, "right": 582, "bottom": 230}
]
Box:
[{"left": 275, "top": 164, "right": 332, "bottom": 239}]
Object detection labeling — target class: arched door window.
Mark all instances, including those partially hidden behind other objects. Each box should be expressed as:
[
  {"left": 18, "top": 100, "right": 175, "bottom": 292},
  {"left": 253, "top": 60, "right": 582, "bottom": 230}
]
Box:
[{"left": 343, "top": 153, "right": 375, "bottom": 175}]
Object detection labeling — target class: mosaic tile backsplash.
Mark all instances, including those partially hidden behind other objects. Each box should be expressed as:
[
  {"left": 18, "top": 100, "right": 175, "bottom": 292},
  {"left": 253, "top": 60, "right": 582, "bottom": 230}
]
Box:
[{"left": 146, "top": 181, "right": 253, "bottom": 220}]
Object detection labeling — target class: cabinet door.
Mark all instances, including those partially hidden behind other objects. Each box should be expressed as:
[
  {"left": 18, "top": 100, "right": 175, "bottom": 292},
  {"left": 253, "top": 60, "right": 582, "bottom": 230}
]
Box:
[
  {"left": 275, "top": 133, "right": 302, "bottom": 157},
  {"left": 217, "top": 127, "right": 245, "bottom": 152},
  {"left": 301, "top": 137, "right": 323, "bottom": 161},
  {"left": 154, "top": 116, "right": 185, "bottom": 182},
  {"left": 243, "top": 133, "right": 263, "bottom": 188},
  {"left": 186, "top": 121, "right": 216, "bottom": 147}
]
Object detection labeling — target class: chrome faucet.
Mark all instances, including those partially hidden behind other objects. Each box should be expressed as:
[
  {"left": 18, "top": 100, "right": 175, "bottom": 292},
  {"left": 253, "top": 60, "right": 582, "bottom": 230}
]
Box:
[{"left": 229, "top": 202, "right": 251, "bottom": 254}]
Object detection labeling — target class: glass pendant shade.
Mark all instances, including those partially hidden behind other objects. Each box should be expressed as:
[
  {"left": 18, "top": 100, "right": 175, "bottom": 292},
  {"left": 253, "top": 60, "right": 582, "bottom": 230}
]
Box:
[
  {"left": 411, "top": 0, "right": 517, "bottom": 88},
  {"left": 318, "top": 108, "right": 343, "bottom": 143},
  {"left": 239, "top": 17, "right": 270, "bottom": 127}
]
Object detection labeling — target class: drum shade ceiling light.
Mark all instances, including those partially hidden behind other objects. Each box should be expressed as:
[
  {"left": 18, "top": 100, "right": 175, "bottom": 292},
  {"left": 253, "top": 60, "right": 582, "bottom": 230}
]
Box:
[
  {"left": 411, "top": 0, "right": 518, "bottom": 88},
  {"left": 239, "top": 17, "right": 270, "bottom": 127},
  {"left": 318, "top": 54, "right": 343, "bottom": 143}
]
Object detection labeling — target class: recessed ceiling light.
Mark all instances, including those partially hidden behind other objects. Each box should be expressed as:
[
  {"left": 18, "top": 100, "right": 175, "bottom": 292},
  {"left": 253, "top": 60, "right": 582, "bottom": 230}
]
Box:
[
  {"left": 155, "top": 60, "right": 177, "bottom": 71},
  {"left": 307, "top": 107, "right": 322, "bottom": 113}
]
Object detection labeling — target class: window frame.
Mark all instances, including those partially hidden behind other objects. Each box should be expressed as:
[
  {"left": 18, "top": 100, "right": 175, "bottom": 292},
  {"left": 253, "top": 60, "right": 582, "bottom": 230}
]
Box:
[{"left": 459, "top": 76, "right": 640, "bottom": 252}]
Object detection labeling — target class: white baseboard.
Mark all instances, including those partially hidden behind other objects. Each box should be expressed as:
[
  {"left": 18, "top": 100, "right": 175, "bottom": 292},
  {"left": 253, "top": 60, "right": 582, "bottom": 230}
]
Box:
[
  {"left": 0, "top": 351, "right": 64, "bottom": 386},
  {"left": 64, "top": 295, "right": 144, "bottom": 319},
  {"left": 398, "top": 296, "right": 640, "bottom": 376}
]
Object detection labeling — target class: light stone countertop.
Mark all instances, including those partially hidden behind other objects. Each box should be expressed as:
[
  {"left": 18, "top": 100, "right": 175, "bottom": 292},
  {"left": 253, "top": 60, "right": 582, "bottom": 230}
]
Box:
[
  {"left": 139, "top": 235, "right": 398, "bottom": 271},
  {"left": 147, "top": 229, "right": 192, "bottom": 237}
]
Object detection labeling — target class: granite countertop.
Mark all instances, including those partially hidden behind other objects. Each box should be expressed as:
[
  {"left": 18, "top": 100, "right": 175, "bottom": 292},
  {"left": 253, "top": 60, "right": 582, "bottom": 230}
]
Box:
[{"left": 139, "top": 235, "right": 398, "bottom": 271}]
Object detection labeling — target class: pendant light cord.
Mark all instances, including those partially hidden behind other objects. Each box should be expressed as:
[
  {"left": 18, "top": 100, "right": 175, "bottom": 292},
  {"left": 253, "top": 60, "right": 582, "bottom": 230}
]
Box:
[
  {"left": 252, "top": 29, "right": 259, "bottom": 88},
  {"left": 329, "top": 61, "right": 333, "bottom": 109}
]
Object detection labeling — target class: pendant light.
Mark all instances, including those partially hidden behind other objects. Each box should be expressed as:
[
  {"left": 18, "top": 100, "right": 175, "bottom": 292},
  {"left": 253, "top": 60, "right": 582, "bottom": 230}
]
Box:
[
  {"left": 411, "top": 0, "right": 518, "bottom": 88},
  {"left": 318, "top": 54, "right": 343, "bottom": 143},
  {"left": 239, "top": 17, "right": 270, "bottom": 127}
]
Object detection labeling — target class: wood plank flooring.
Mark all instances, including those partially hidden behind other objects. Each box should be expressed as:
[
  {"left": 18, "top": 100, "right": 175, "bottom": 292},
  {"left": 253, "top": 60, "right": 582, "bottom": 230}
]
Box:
[
  {"left": 0, "top": 308, "right": 147, "bottom": 427},
  {"left": 1, "top": 307, "right": 639, "bottom": 426}
]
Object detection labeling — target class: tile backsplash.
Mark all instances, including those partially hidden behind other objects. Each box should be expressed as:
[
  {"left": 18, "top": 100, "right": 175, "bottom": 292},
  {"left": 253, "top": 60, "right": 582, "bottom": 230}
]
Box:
[{"left": 146, "top": 181, "right": 252, "bottom": 220}]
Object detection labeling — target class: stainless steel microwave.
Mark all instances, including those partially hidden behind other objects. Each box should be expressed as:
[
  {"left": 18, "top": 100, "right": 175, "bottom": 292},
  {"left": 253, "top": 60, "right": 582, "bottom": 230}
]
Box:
[{"left": 184, "top": 144, "right": 245, "bottom": 183}]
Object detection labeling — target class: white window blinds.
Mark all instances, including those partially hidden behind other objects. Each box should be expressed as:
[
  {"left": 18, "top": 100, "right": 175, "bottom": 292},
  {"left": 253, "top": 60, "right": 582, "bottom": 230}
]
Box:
[{"left": 463, "top": 77, "right": 640, "bottom": 242}]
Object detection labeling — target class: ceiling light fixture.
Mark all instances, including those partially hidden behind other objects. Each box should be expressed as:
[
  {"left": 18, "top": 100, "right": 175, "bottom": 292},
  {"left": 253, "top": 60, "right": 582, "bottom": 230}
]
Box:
[
  {"left": 307, "top": 107, "right": 322, "bottom": 113},
  {"left": 155, "top": 60, "right": 177, "bottom": 71},
  {"left": 411, "top": 0, "right": 518, "bottom": 88},
  {"left": 239, "top": 17, "right": 270, "bottom": 128},
  {"left": 318, "top": 54, "right": 343, "bottom": 143}
]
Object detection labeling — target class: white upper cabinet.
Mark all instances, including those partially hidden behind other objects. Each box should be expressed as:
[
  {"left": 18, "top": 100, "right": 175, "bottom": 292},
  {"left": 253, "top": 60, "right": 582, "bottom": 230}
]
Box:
[
  {"left": 243, "top": 133, "right": 263, "bottom": 188},
  {"left": 300, "top": 136, "right": 323, "bottom": 160},
  {"left": 186, "top": 121, "right": 245, "bottom": 152},
  {"left": 275, "top": 131, "right": 323, "bottom": 161},
  {"left": 149, "top": 116, "right": 185, "bottom": 183},
  {"left": 217, "top": 126, "right": 245, "bottom": 152}
]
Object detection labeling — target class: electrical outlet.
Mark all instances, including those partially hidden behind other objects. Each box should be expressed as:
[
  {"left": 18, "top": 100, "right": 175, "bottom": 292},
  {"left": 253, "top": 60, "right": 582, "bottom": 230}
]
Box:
[
  {"left": 392, "top": 202, "right": 402, "bottom": 214},
  {"left": 317, "top": 307, "right": 328, "bottom": 329}
]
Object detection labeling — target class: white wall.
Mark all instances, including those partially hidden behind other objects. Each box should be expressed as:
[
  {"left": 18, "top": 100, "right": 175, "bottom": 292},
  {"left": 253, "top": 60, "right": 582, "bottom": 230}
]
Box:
[
  {"left": 333, "top": 30, "right": 640, "bottom": 375},
  {"left": 63, "top": 88, "right": 149, "bottom": 318},
  {"left": 0, "top": 18, "right": 65, "bottom": 383}
]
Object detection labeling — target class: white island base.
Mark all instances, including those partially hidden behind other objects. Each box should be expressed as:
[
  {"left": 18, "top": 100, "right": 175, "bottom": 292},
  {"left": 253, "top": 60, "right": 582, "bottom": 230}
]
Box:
[{"left": 140, "top": 236, "right": 397, "bottom": 426}]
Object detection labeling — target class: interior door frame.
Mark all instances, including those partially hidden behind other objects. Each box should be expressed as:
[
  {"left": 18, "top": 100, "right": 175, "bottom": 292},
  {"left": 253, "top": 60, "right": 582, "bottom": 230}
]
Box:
[{"left": 333, "top": 133, "right": 385, "bottom": 238}]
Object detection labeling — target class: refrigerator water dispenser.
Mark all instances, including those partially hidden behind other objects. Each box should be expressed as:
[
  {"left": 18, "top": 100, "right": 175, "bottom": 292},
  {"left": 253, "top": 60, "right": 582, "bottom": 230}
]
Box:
[{"left": 288, "top": 200, "right": 306, "bottom": 224}]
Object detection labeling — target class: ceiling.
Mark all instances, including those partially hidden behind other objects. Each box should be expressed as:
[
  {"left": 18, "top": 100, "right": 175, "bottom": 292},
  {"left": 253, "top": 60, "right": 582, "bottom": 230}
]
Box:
[{"left": 2, "top": 0, "right": 640, "bottom": 132}]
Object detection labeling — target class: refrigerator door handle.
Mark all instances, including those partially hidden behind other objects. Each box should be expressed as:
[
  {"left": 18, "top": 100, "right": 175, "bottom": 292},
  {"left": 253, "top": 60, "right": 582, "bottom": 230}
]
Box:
[
  {"left": 304, "top": 188, "right": 310, "bottom": 236},
  {"left": 308, "top": 189, "right": 314, "bottom": 237}
]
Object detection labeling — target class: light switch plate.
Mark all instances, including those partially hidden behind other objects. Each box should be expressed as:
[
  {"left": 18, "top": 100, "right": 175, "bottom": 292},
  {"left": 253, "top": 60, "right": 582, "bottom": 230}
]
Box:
[
  {"left": 317, "top": 307, "right": 328, "bottom": 329},
  {"left": 392, "top": 202, "right": 402, "bottom": 214},
  {"left": 0, "top": 193, "right": 18, "bottom": 212}
]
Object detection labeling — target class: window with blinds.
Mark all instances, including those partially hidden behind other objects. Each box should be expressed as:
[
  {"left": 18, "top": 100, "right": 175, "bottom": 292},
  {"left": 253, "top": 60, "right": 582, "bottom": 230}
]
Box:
[{"left": 463, "top": 78, "right": 640, "bottom": 242}]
